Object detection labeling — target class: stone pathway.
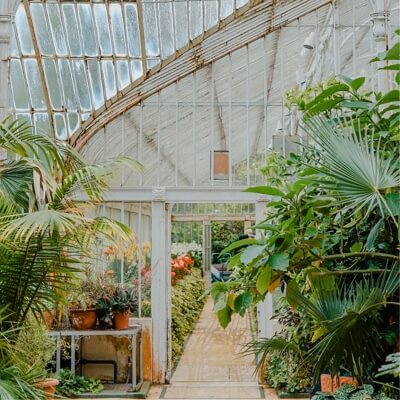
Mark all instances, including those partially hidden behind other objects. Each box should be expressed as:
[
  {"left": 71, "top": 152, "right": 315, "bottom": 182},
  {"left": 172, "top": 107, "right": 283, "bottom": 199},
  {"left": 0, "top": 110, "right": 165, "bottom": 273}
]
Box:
[{"left": 153, "top": 297, "right": 267, "bottom": 399}]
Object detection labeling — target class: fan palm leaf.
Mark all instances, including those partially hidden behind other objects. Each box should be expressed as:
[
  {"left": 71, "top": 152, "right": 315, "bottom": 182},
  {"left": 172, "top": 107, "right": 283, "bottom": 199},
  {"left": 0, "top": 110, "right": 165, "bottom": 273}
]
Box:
[
  {"left": 304, "top": 116, "right": 400, "bottom": 222},
  {"left": 286, "top": 268, "right": 400, "bottom": 381}
]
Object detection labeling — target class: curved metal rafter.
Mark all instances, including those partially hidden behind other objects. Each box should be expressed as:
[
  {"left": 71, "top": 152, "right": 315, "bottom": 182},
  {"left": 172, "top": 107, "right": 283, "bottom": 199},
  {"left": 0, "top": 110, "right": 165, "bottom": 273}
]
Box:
[{"left": 70, "top": 0, "right": 331, "bottom": 151}]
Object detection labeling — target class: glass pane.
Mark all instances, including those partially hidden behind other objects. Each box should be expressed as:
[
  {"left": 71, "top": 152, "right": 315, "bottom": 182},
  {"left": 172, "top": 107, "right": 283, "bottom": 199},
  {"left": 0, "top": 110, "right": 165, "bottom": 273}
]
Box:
[
  {"left": 43, "top": 59, "right": 62, "bottom": 110},
  {"left": 101, "top": 60, "right": 117, "bottom": 99},
  {"left": 58, "top": 60, "right": 77, "bottom": 111},
  {"left": 146, "top": 58, "right": 159, "bottom": 69},
  {"left": 15, "top": 6, "right": 34, "bottom": 55},
  {"left": 62, "top": 4, "right": 82, "bottom": 56},
  {"left": 173, "top": 2, "right": 188, "bottom": 50},
  {"left": 143, "top": 2, "right": 160, "bottom": 57},
  {"left": 10, "top": 60, "right": 30, "bottom": 111},
  {"left": 54, "top": 113, "right": 68, "bottom": 140},
  {"left": 189, "top": 1, "right": 203, "bottom": 39},
  {"left": 67, "top": 112, "right": 80, "bottom": 135},
  {"left": 23, "top": 59, "right": 46, "bottom": 110},
  {"left": 125, "top": 4, "right": 141, "bottom": 58},
  {"left": 46, "top": 4, "right": 68, "bottom": 57},
  {"left": 159, "top": 2, "right": 175, "bottom": 58},
  {"left": 110, "top": 4, "right": 127, "bottom": 56},
  {"left": 236, "top": 0, "right": 249, "bottom": 7},
  {"left": 87, "top": 60, "right": 105, "bottom": 109},
  {"left": 31, "top": 4, "right": 54, "bottom": 56},
  {"left": 15, "top": 113, "right": 32, "bottom": 127},
  {"left": 77, "top": 4, "right": 98, "bottom": 57},
  {"left": 34, "top": 113, "right": 50, "bottom": 136},
  {"left": 220, "top": 0, "right": 234, "bottom": 19},
  {"left": 131, "top": 60, "right": 143, "bottom": 81},
  {"left": 205, "top": 1, "right": 218, "bottom": 30},
  {"left": 82, "top": 113, "right": 90, "bottom": 121},
  {"left": 10, "top": 28, "right": 19, "bottom": 58},
  {"left": 94, "top": 4, "right": 113, "bottom": 56},
  {"left": 72, "top": 60, "right": 92, "bottom": 111},
  {"left": 116, "top": 60, "right": 131, "bottom": 90}
]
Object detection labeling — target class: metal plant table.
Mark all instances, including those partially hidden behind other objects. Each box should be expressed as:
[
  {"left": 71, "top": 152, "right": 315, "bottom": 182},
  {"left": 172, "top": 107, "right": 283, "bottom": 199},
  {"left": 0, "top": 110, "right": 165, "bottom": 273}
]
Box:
[{"left": 48, "top": 325, "right": 142, "bottom": 391}]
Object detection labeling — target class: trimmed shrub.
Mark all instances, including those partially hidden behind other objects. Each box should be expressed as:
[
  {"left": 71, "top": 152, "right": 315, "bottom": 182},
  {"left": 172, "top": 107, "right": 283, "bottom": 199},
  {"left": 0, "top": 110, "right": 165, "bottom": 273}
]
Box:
[{"left": 171, "top": 268, "right": 206, "bottom": 363}]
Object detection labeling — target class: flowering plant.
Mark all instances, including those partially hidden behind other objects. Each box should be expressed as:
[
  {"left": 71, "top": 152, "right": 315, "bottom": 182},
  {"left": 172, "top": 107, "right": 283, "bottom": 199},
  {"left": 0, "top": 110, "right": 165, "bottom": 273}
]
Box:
[
  {"left": 171, "top": 242, "right": 202, "bottom": 269},
  {"left": 170, "top": 254, "right": 194, "bottom": 285}
]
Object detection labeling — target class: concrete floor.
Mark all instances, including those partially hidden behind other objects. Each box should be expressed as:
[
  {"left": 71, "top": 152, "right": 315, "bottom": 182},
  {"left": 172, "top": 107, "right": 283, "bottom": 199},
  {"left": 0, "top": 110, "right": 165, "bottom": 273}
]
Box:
[
  {"left": 79, "top": 297, "right": 286, "bottom": 400},
  {"left": 148, "top": 298, "right": 277, "bottom": 400}
]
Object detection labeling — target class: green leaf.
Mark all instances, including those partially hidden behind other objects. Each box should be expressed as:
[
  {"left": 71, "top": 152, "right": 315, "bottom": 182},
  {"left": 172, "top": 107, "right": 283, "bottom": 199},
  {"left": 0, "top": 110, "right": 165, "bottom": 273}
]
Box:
[
  {"left": 213, "top": 291, "right": 227, "bottom": 312},
  {"left": 227, "top": 253, "right": 241, "bottom": 269},
  {"left": 220, "top": 238, "right": 257, "bottom": 255},
  {"left": 285, "top": 280, "right": 302, "bottom": 309},
  {"left": 350, "top": 242, "right": 363, "bottom": 253},
  {"left": 349, "top": 77, "right": 365, "bottom": 91},
  {"left": 379, "top": 64, "right": 400, "bottom": 71},
  {"left": 256, "top": 266, "right": 272, "bottom": 295},
  {"left": 307, "top": 99, "right": 344, "bottom": 114},
  {"left": 243, "top": 186, "right": 285, "bottom": 197},
  {"left": 240, "top": 245, "right": 266, "bottom": 264},
  {"left": 391, "top": 133, "right": 400, "bottom": 141},
  {"left": 306, "top": 83, "right": 349, "bottom": 109},
  {"left": 384, "top": 193, "right": 400, "bottom": 217},
  {"left": 234, "top": 292, "right": 253, "bottom": 316},
  {"left": 268, "top": 253, "right": 289, "bottom": 271},
  {"left": 365, "top": 219, "right": 384, "bottom": 250},
  {"left": 384, "top": 42, "right": 400, "bottom": 61},
  {"left": 217, "top": 306, "right": 232, "bottom": 329},
  {"left": 375, "top": 90, "right": 400, "bottom": 107},
  {"left": 252, "top": 223, "right": 279, "bottom": 232},
  {"left": 341, "top": 100, "right": 371, "bottom": 109}
]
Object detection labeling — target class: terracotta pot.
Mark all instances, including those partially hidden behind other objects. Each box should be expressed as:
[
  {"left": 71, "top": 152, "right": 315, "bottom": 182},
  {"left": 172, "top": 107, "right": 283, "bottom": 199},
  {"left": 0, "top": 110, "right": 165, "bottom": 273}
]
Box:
[
  {"left": 113, "top": 310, "right": 130, "bottom": 330},
  {"left": 320, "top": 374, "right": 358, "bottom": 392},
  {"left": 43, "top": 310, "right": 55, "bottom": 329},
  {"left": 35, "top": 378, "right": 59, "bottom": 400},
  {"left": 69, "top": 308, "right": 97, "bottom": 330}
]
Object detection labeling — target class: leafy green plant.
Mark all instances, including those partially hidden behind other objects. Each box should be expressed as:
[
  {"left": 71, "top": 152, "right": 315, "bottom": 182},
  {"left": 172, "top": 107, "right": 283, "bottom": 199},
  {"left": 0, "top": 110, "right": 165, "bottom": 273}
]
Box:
[
  {"left": 286, "top": 269, "right": 400, "bottom": 382},
  {"left": 171, "top": 268, "right": 206, "bottom": 363},
  {"left": 312, "top": 384, "right": 394, "bottom": 400},
  {"left": 265, "top": 350, "right": 312, "bottom": 393},
  {"left": 0, "top": 116, "right": 141, "bottom": 330},
  {"left": 111, "top": 286, "right": 137, "bottom": 313},
  {"left": 376, "top": 353, "right": 400, "bottom": 378},
  {"left": 56, "top": 369, "right": 103, "bottom": 397}
]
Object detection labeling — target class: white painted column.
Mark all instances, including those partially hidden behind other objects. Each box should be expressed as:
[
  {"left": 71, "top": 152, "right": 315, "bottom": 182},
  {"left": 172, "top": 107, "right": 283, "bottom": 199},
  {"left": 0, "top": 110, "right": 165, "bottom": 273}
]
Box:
[
  {"left": 255, "top": 199, "right": 277, "bottom": 340},
  {"left": 369, "top": 0, "right": 392, "bottom": 92},
  {"left": 0, "top": 1, "right": 18, "bottom": 119},
  {"left": 151, "top": 187, "right": 171, "bottom": 383}
]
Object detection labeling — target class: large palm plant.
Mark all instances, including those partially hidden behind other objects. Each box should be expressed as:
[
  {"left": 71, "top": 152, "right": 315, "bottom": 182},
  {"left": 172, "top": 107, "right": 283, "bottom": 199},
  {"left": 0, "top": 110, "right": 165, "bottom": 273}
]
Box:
[
  {"left": 0, "top": 117, "right": 142, "bottom": 328},
  {"left": 286, "top": 268, "right": 400, "bottom": 382}
]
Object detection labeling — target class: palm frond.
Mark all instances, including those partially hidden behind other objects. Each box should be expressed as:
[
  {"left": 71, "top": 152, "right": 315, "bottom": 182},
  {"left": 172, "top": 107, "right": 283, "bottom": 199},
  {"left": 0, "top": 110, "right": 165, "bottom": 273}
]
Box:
[
  {"left": 286, "top": 268, "right": 400, "bottom": 381},
  {"left": 304, "top": 116, "right": 400, "bottom": 223}
]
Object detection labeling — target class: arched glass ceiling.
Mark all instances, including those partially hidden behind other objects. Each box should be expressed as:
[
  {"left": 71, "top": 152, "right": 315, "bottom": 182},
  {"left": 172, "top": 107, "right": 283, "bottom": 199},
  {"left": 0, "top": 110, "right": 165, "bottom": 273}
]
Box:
[{"left": 9, "top": 0, "right": 249, "bottom": 139}]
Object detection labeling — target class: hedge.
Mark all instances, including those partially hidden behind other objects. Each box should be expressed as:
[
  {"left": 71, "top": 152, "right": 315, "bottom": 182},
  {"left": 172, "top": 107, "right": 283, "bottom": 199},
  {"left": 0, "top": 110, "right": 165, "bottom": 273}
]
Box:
[{"left": 171, "top": 268, "right": 206, "bottom": 364}]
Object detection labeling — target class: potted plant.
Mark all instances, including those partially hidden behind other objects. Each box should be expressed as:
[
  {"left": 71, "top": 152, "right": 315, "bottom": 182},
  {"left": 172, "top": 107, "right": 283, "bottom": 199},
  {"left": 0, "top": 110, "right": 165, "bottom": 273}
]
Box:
[
  {"left": 68, "top": 291, "right": 98, "bottom": 330},
  {"left": 110, "top": 286, "right": 137, "bottom": 330}
]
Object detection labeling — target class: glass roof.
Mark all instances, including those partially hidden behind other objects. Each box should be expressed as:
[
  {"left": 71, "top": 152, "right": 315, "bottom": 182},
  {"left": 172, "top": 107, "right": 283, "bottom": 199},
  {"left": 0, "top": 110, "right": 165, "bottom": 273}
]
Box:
[{"left": 10, "top": 0, "right": 249, "bottom": 140}]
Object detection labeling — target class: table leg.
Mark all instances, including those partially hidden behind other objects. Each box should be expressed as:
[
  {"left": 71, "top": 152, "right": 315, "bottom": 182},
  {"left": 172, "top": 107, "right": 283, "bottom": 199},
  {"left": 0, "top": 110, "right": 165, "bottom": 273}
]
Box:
[
  {"left": 131, "top": 334, "right": 136, "bottom": 390},
  {"left": 71, "top": 335, "right": 75, "bottom": 375},
  {"left": 56, "top": 335, "right": 61, "bottom": 373}
]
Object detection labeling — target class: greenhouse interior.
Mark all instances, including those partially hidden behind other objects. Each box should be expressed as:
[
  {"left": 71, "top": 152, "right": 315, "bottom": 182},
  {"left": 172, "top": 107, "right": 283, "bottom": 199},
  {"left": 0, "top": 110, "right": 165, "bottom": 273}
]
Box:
[{"left": 0, "top": 0, "right": 399, "bottom": 399}]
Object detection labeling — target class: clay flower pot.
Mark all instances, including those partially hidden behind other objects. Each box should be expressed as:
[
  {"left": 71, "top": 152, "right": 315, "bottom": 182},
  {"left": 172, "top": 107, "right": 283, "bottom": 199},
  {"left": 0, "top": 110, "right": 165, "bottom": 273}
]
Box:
[
  {"left": 35, "top": 378, "right": 59, "bottom": 400},
  {"left": 43, "top": 310, "right": 55, "bottom": 329},
  {"left": 69, "top": 308, "right": 97, "bottom": 330},
  {"left": 320, "top": 374, "right": 358, "bottom": 392},
  {"left": 113, "top": 310, "right": 130, "bottom": 330}
]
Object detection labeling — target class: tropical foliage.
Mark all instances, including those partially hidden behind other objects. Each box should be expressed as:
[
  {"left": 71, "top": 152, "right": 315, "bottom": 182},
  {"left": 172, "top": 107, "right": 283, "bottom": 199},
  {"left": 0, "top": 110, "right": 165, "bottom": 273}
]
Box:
[
  {"left": 0, "top": 117, "right": 141, "bottom": 398},
  {"left": 209, "top": 33, "right": 400, "bottom": 393}
]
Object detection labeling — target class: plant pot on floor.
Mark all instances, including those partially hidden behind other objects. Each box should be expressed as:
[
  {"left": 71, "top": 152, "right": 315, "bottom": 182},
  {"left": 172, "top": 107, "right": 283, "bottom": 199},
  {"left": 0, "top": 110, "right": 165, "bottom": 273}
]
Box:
[
  {"left": 113, "top": 310, "right": 130, "bottom": 330},
  {"left": 320, "top": 374, "right": 358, "bottom": 392},
  {"left": 35, "top": 378, "right": 59, "bottom": 400},
  {"left": 69, "top": 308, "right": 97, "bottom": 330}
]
